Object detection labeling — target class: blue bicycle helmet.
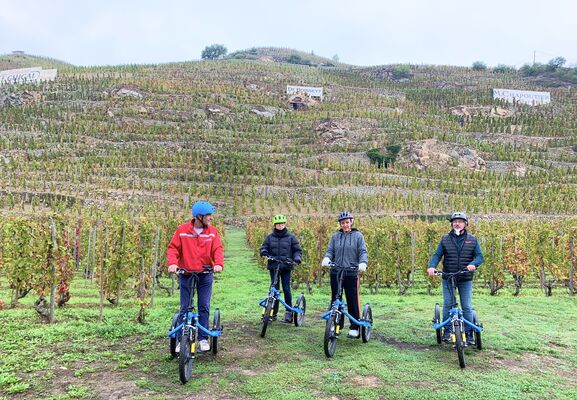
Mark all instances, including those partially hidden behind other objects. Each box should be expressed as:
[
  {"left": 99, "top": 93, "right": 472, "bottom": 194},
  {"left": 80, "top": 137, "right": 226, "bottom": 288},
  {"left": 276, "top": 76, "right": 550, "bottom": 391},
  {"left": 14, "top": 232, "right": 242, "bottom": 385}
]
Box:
[{"left": 192, "top": 201, "right": 215, "bottom": 218}]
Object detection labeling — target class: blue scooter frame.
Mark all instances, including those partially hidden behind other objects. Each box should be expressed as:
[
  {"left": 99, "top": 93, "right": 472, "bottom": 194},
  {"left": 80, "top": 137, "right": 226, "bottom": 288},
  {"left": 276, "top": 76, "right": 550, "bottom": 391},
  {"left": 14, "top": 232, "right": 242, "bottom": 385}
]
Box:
[
  {"left": 259, "top": 256, "right": 306, "bottom": 338},
  {"left": 166, "top": 267, "right": 223, "bottom": 384},
  {"left": 431, "top": 269, "right": 483, "bottom": 368},
  {"left": 322, "top": 263, "right": 372, "bottom": 358}
]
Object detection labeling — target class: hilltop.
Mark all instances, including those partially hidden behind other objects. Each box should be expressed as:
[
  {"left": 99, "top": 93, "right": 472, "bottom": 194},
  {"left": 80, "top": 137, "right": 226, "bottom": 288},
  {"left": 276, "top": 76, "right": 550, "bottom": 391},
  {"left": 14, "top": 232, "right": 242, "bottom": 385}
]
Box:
[
  {"left": 0, "top": 51, "right": 72, "bottom": 71},
  {"left": 227, "top": 46, "right": 343, "bottom": 67}
]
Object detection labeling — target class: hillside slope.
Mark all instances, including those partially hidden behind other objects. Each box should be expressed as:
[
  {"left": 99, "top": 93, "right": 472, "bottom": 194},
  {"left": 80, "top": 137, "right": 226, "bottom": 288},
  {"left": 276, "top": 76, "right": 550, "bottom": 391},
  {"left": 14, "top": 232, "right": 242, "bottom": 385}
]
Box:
[
  {"left": 0, "top": 49, "right": 576, "bottom": 220},
  {"left": 0, "top": 52, "right": 72, "bottom": 71}
]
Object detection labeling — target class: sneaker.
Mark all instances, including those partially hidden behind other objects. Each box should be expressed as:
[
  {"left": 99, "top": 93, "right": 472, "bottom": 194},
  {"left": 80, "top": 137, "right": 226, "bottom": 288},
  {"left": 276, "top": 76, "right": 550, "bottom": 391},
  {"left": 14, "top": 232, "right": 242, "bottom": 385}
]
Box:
[
  {"left": 442, "top": 330, "right": 452, "bottom": 342},
  {"left": 199, "top": 339, "right": 210, "bottom": 352},
  {"left": 466, "top": 332, "right": 475, "bottom": 346},
  {"left": 347, "top": 329, "right": 360, "bottom": 338},
  {"left": 281, "top": 310, "right": 293, "bottom": 323},
  {"left": 175, "top": 341, "right": 181, "bottom": 353}
]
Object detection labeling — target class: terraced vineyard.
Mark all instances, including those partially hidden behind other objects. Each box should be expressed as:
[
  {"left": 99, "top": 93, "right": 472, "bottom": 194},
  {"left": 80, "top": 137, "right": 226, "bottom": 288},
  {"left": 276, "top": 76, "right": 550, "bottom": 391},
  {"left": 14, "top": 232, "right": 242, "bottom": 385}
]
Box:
[{"left": 2, "top": 54, "right": 576, "bottom": 220}]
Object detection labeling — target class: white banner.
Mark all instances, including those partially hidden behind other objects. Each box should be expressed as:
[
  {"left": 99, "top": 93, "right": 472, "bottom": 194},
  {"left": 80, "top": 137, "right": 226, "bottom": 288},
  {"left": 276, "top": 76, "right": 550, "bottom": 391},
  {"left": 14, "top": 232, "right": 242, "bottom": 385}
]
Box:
[
  {"left": 0, "top": 67, "right": 57, "bottom": 86},
  {"left": 287, "top": 85, "right": 323, "bottom": 100},
  {"left": 493, "top": 88, "right": 550, "bottom": 105}
]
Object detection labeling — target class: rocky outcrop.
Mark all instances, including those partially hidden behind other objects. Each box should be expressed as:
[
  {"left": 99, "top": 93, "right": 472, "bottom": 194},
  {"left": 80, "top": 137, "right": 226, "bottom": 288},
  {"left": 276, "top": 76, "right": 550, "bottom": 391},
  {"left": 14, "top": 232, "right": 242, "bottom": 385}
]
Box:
[
  {"left": 250, "top": 105, "right": 284, "bottom": 117},
  {"left": 450, "top": 105, "right": 514, "bottom": 118},
  {"left": 399, "top": 139, "right": 486, "bottom": 171},
  {"left": 105, "top": 85, "right": 145, "bottom": 99},
  {"left": 316, "top": 119, "right": 350, "bottom": 144},
  {"left": 0, "top": 90, "right": 38, "bottom": 107}
]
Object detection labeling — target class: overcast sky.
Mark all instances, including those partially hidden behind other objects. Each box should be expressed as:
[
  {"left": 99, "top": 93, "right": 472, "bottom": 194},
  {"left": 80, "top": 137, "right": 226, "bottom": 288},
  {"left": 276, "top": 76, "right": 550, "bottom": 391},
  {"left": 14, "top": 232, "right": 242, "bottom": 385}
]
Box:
[{"left": 1, "top": 0, "right": 576, "bottom": 68}]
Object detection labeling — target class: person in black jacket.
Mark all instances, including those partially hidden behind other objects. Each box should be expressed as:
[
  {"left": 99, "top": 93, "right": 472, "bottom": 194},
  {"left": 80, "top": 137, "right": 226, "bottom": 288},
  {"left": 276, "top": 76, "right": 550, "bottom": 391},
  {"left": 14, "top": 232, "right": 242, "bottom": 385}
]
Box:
[
  {"left": 259, "top": 214, "right": 302, "bottom": 322},
  {"left": 427, "top": 212, "right": 483, "bottom": 344}
]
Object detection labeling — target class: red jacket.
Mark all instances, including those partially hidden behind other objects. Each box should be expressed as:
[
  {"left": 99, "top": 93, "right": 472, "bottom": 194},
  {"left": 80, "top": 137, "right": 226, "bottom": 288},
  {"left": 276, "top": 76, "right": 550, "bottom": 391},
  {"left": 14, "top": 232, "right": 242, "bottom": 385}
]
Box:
[{"left": 167, "top": 222, "right": 224, "bottom": 272}]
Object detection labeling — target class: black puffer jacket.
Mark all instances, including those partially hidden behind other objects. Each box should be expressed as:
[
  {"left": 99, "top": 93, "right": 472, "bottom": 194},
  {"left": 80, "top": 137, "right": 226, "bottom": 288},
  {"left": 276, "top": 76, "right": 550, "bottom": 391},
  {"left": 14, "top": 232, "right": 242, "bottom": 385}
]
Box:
[{"left": 259, "top": 228, "right": 302, "bottom": 270}]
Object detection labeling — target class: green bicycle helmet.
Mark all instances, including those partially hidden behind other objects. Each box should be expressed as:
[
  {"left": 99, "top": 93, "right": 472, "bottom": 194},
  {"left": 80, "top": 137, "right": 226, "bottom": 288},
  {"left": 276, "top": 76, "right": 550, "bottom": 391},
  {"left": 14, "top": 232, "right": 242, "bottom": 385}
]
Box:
[{"left": 272, "top": 214, "right": 287, "bottom": 224}]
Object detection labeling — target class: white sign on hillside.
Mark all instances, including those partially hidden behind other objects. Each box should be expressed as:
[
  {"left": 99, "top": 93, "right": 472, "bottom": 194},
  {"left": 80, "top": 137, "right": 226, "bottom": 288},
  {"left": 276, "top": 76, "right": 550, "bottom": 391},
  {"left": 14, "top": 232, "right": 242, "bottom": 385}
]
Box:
[
  {"left": 287, "top": 85, "right": 323, "bottom": 100},
  {"left": 0, "top": 67, "right": 58, "bottom": 86},
  {"left": 493, "top": 88, "right": 550, "bottom": 106}
]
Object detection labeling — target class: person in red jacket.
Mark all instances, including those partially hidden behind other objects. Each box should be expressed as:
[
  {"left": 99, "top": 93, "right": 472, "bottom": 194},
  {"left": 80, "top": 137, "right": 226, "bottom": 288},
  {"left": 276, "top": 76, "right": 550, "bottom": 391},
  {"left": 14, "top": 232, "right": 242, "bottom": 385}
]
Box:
[{"left": 167, "top": 201, "right": 224, "bottom": 352}]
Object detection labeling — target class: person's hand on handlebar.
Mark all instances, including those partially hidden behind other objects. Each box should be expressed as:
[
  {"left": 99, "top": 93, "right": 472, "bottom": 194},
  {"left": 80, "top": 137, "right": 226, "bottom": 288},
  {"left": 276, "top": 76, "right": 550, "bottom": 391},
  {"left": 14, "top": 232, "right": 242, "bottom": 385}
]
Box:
[
  {"left": 427, "top": 267, "right": 437, "bottom": 277},
  {"left": 214, "top": 265, "right": 223, "bottom": 273},
  {"left": 168, "top": 264, "right": 178, "bottom": 273},
  {"left": 321, "top": 257, "right": 331, "bottom": 267},
  {"left": 466, "top": 264, "right": 476, "bottom": 272}
]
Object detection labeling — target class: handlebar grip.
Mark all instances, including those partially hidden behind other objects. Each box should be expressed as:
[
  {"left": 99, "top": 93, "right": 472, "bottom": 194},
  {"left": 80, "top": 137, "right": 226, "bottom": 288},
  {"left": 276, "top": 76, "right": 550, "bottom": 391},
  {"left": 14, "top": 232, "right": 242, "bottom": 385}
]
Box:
[
  {"left": 267, "top": 256, "right": 295, "bottom": 265},
  {"left": 175, "top": 266, "right": 213, "bottom": 274}
]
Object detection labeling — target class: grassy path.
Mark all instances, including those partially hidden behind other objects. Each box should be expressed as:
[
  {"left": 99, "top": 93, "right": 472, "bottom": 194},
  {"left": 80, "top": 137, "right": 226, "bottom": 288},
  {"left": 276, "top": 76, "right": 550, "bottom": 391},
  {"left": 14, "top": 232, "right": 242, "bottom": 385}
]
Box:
[{"left": 1, "top": 228, "right": 577, "bottom": 399}]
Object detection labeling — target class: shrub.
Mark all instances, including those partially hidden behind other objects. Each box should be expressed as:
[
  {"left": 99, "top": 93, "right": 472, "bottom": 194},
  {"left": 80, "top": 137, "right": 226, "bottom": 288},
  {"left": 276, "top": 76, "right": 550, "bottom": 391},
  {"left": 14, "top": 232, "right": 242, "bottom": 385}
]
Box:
[
  {"left": 547, "top": 56, "right": 566, "bottom": 71},
  {"left": 201, "top": 44, "right": 227, "bottom": 60},
  {"left": 286, "top": 54, "right": 312, "bottom": 66},
  {"left": 367, "top": 144, "right": 401, "bottom": 168},
  {"left": 391, "top": 65, "right": 412, "bottom": 80},
  {"left": 519, "top": 63, "right": 546, "bottom": 76},
  {"left": 493, "top": 64, "right": 516, "bottom": 74},
  {"left": 472, "top": 61, "right": 487, "bottom": 71}
]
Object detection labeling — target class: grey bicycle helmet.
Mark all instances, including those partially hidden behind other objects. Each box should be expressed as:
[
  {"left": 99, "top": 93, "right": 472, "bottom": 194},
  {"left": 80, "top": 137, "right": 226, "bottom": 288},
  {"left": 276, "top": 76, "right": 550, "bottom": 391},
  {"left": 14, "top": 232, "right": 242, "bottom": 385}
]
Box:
[
  {"left": 450, "top": 212, "right": 468, "bottom": 223},
  {"left": 337, "top": 211, "right": 354, "bottom": 222}
]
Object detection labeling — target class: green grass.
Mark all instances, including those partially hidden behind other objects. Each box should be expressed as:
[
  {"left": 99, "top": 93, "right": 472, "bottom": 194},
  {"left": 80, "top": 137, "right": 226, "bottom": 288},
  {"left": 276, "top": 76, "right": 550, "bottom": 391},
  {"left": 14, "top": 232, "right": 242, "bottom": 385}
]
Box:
[{"left": 1, "top": 227, "right": 576, "bottom": 399}]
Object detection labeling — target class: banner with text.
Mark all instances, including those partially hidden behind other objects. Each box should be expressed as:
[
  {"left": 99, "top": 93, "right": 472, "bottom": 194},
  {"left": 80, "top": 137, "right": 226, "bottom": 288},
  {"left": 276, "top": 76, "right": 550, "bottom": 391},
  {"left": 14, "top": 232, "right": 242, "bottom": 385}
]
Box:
[
  {"left": 0, "top": 67, "right": 58, "bottom": 86},
  {"left": 287, "top": 85, "right": 323, "bottom": 100},
  {"left": 493, "top": 88, "right": 550, "bottom": 106}
]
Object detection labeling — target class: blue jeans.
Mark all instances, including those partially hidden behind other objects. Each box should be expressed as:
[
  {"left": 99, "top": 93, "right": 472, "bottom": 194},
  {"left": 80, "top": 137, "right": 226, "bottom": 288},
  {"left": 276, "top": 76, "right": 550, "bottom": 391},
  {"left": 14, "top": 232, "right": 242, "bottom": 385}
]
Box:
[
  {"left": 442, "top": 279, "right": 473, "bottom": 333},
  {"left": 269, "top": 268, "right": 292, "bottom": 316},
  {"left": 178, "top": 273, "right": 213, "bottom": 341}
]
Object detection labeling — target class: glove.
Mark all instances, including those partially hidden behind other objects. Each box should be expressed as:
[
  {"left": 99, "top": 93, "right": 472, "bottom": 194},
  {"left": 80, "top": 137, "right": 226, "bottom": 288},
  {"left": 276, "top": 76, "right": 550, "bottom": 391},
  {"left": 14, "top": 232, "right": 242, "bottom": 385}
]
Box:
[
  {"left": 260, "top": 250, "right": 269, "bottom": 257},
  {"left": 321, "top": 257, "right": 331, "bottom": 267},
  {"left": 358, "top": 263, "right": 367, "bottom": 272},
  {"left": 294, "top": 258, "right": 301, "bottom": 265}
]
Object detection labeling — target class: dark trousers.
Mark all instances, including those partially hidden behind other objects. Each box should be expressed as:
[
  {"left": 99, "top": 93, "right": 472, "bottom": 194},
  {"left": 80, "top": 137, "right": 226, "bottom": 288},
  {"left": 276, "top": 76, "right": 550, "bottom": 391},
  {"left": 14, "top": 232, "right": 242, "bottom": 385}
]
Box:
[
  {"left": 270, "top": 268, "right": 292, "bottom": 316},
  {"left": 330, "top": 274, "right": 360, "bottom": 330},
  {"left": 178, "top": 272, "right": 213, "bottom": 341}
]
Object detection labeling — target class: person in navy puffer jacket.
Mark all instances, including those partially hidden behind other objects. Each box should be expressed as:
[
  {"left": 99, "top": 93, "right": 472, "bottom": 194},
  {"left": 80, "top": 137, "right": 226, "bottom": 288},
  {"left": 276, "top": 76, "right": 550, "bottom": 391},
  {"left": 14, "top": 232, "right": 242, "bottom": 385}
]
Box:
[
  {"left": 427, "top": 212, "right": 483, "bottom": 344},
  {"left": 260, "top": 214, "right": 302, "bottom": 322}
]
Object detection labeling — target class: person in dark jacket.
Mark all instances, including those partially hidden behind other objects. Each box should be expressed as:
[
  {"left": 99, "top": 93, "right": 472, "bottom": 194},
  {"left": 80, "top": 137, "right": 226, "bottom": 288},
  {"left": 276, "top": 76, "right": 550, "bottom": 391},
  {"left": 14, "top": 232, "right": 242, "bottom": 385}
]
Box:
[
  {"left": 427, "top": 212, "right": 483, "bottom": 344},
  {"left": 321, "top": 211, "right": 368, "bottom": 338},
  {"left": 259, "top": 214, "right": 302, "bottom": 322}
]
